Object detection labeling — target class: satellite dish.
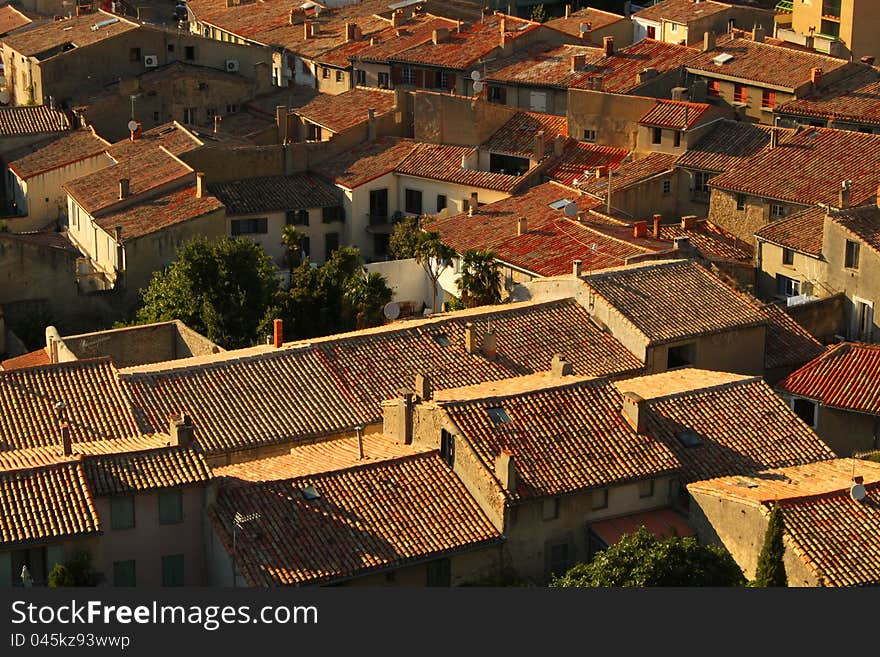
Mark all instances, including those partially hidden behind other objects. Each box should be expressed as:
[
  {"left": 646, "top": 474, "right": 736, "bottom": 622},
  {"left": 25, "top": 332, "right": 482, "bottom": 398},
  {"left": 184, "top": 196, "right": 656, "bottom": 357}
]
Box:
[
  {"left": 470, "top": 70, "right": 481, "bottom": 81},
  {"left": 563, "top": 202, "right": 578, "bottom": 218},
  {"left": 0, "top": 90, "right": 9, "bottom": 104},
  {"left": 579, "top": 23, "right": 590, "bottom": 33},
  {"left": 850, "top": 483, "right": 867, "bottom": 501},
  {"left": 473, "top": 80, "right": 484, "bottom": 93},
  {"left": 127, "top": 120, "right": 139, "bottom": 132},
  {"left": 383, "top": 301, "right": 401, "bottom": 320}
]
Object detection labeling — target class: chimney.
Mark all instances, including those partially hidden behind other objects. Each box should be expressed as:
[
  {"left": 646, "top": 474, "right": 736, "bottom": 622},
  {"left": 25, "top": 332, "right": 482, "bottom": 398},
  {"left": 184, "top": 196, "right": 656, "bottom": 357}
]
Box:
[
  {"left": 516, "top": 216, "right": 527, "bottom": 236},
  {"left": 572, "top": 259, "right": 582, "bottom": 277},
  {"left": 344, "top": 22, "right": 355, "bottom": 42},
  {"left": 170, "top": 413, "right": 195, "bottom": 447},
  {"left": 391, "top": 9, "right": 402, "bottom": 28},
  {"left": 289, "top": 8, "right": 296, "bottom": 25},
  {"left": 114, "top": 225, "right": 122, "bottom": 243},
  {"left": 854, "top": 475, "right": 864, "bottom": 485},
  {"left": 500, "top": 18, "right": 506, "bottom": 47},
  {"left": 60, "top": 422, "right": 72, "bottom": 456},
  {"left": 533, "top": 130, "right": 545, "bottom": 160},
  {"left": 769, "top": 127, "right": 779, "bottom": 149},
  {"left": 752, "top": 24, "right": 765, "bottom": 43},
  {"left": 551, "top": 353, "right": 573, "bottom": 377},
  {"left": 876, "top": 183, "right": 880, "bottom": 209},
  {"left": 620, "top": 391, "right": 646, "bottom": 433},
  {"left": 464, "top": 322, "right": 477, "bottom": 354},
  {"left": 481, "top": 330, "right": 497, "bottom": 360},
  {"left": 273, "top": 318, "right": 283, "bottom": 347},
  {"left": 382, "top": 390, "right": 414, "bottom": 444},
  {"left": 703, "top": 30, "right": 716, "bottom": 52},
  {"left": 624, "top": 1, "right": 632, "bottom": 18},
  {"left": 48, "top": 96, "right": 55, "bottom": 110},
  {"left": 468, "top": 192, "right": 479, "bottom": 216},
  {"left": 195, "top": 172, "right": 205, "bottom": 199},
  {"left": 839, "top": 180, "right": 852, "bottom": 209},
  {"left": 565, "top": 4, "right": 571, "bottom": 19},
  {"left": 570, "top": 54, "right": 586, "bottom": 73},
  {"left": 367, "top": 107, "right": 376, "bottom": 141},
  {"left": 603, "top": 36, "right": 614, "bottom": 57},
  {"left": 680, "top": 215, "right": 698, "bottom": 230},
  {"left": 811, "top": 67, "right": 823, "bottom": 86},
  {"left": 118, "top": 178, "right": 130, "bottom": 200},
  {"left": 495, "top": 451, "right": 517, "bottom": 492},
  {"left": 304, "top": 21, "right": 312, "bottom": 39},
  {"left": 674, "top": 236, "right": 693, "bottom": 252},
  {"left": 633, "top": 220, "right": 648, "bottom": 238},
  {"left": 861, "top": 56, "right": 876, "bottom": 66},
  {"left": 432, "top": 28, "right": 449, "bottom": 45},
  {"left": 414, "top": 372, "right": 432, "bottom": 401},
  {"left": 652, "top": 214, "right": 662, "bottom": 238}
]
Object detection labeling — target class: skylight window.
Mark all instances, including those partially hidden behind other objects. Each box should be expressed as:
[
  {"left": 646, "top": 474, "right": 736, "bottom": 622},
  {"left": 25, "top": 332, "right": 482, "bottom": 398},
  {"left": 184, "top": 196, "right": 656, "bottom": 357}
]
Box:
[
  {"left": 676, "top": 430, "right": 704, "bottom": 448},
  {"left": 433, "top": 334, "right": 452, "bottom": 347},
  {"left": 548, "top": 199, "right": 573, "bottom": 210},
  {"left": 302, "top": 485, "right": 321, "bottom": 500},
  {"left": 712, "top": 53, "right": 734, "bottom": 66},
  {"left": 487, "top": 407, "right": 513, "bottom": 424}
]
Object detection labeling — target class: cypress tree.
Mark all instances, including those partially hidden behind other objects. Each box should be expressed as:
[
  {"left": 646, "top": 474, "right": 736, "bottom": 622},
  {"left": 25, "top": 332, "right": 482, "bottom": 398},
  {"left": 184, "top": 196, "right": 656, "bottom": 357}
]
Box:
[{"left": 753, "top": 503, "right": 788, "bottom": 587}]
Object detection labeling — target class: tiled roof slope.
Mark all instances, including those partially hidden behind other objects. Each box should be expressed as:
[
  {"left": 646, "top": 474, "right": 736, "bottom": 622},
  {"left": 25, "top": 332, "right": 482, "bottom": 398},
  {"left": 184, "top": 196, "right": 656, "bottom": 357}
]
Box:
[
  {"left": 486, "top": 43, "right": 601, "bottom": 90},
  {"left": 675, "top": 120, "right": 785, "bottom": 173},
  {"left": 482, "top": 111, "right": 567, "bottom": 158},
  {"left": 658, "top": 221, "right": 754, "bottom": 262},
  {"left": 318, "top": 136, "right": 419, "bottom": 189},
  {"left": 778, "top": 342, "right": 880, "bottom": 415},
  {"left": 0, "top": 4, "right": 32, "bottom": 35},
  {"left": 707, "top": 127, "right": 880, "bottom": 207},
  {"left": 83, "top": 447, "right": 212, "bottom": 496},
  {"left": 107, "top": 122, "right": 202, "bottom": 161},
  {"left": 294, "top": 87, "right": 396, "bottom": 133},
  {"left": 777, "top": 67, "right": 880, "bottom": 127},
  {"left": 0, "top": 434, "right": 171, "bottom": 472},
  {"left": 0, "top": 461, "right": 100, "bottom": 547},
  {"left": 120, "top": 299, "right": 643, "bottom": 456},
  {"left": 639, "top": 100, "right": 711, "bottom": 130},
  {"left": 6, "top": 129, "right": 109, "bottom": 180},
  {"left": 209, "top": 174, "right": 341, "bottom": 215},
  {"left": 546, "top": 141, "right": 629, "bottom": 187},
  {"left": 578, "top": 152, "right": 676, "bottom": 197},
  {"left": 0, "top": 105, "right": 69, "bottom": 137},
  {"left": 570, "top": 39, "right": 698, "bottom": 94},
  {"left": 2, "top": 12, "right": 138, "bottom": 57},
  {"left": 396, "top": 143, "right": 525, "bottom": 192},
  {"left": 634, "top": 0, "right": 730, "bottom": 22},
  {"left": 545, "top": 7, "right": 626, "bottom": 39},
  {"left": 0, "top": 359, "right": 143, "bottom": 451},
  {"left": 832, "top": 205, "right": 880, "bottom": 255},
  {"left": 582, "top": 259, "right": 767, "bottom": 345},
  {"left": 0, "top": 348, "right": 50, "bottom": 372},
  {"left": 757, "top": 302, "right": 825, "bottom": 371},
  {"left": 209, "top": 452, "right": 502, "bottom": 586},
  {"left": 754, "top": 205, "right": 825, "bottom": 256},
  {"left": 0, "top": 231, "right": 79, "bottom": 254}
]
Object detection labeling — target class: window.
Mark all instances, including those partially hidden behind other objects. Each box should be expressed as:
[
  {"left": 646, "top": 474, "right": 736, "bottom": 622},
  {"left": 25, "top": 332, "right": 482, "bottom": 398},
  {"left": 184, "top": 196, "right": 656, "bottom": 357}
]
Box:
[
  {"left": 693, "top": 171, "right": 711, "bottom": 201},
  {"left": 185, "top": 46, "right": 195, "bottom": 61},
  {"left": 591, "top": 488, "right": 608, "bottom": 510},
  {"left": 435, "top": 70, "right": 448, "bottom": 89},
  {"left": 542, "top": 498, "right": 560, "bottom": 521},
  {"left": 582, "top": 129, "right": 596, "bottom": 142},
  {"left": 646, "top": 25, "right": 656, "bottom": 39},
  {"left": 436, "top": 194, "right": 446, "bottom": 212},
  {"left": 401, "top": 67, "right": 416, "bottom": 84},
  {"left": 776, "top": 273, "right": 801, "bottom": 297},
  {"left": 667, "top": 342, "right": 695, "bottom": 369},
  {"left": 707, "top": 80, "right": 720, "bottom": 97},
  {"left": 652, "top": 127, "right": 663, "bottom": 144},
  {"left": 301, "top": 236, "right": 310, "bottom": 258},
  {"left": 322, "top": 68, "right": 330, "bottom": 79},
  {"left": 736, "top": 194, "right": 746, "bottom": 211},
  {"left": 110, "top": 496, "right": 135, "bottom": 530},
  {"left": 673, "top": 130, "right": 681, "bottom": 148},
  {"left": 548, "top": 543, "right": 569, "bottom": 577},
  {"left": 733, "top": 84, "right": 747, "bottom": 104},
  {"left": 639, "top": 479, "right": 654, "bottom": 499},
  {"left": 762, "top": 89, "right": 776, "bottom": 109},
  {"left": 440, "top": 429, "right": 455, "bottom": 467},
  {"left": 488, "top": 85, "right": 506, "bottom": 104},
  {"left": 791, "top": 397, "right": 817, "bottom": 428},
  {"left": 486, "top": 407, "right": 513, "bottom": 424},
  {"left": 335, "top": 70, "right": 343, "bottom": 82},
  {"left": 669, "top": 23, "right": 677, "bottom": 33},
  {"left": 676, "top": 430, "right": 704, "bottom": 448},
  {"left": 770, "top": 204, "right": 787, "bottom": 219},
  {"left": 663, "top": 180, "right": 671, "bottom": 195},
  {"left": 113, "top": 560, "right": 136, "bottom": 587},
  {"left": 325, "top": 232, "right": 339, "bottom": 261},
  {"left": 226, "top": 103, "right": 238, "bottom": 114},
  {"left": 158, "top": 490, "right": 183, "bottom": 525},
  {"left": 426, "top": 558, "right": 451, "bottom": 586},
  {"left": 322, "top": 206, "right": 344, "bottom": 223},
  {"left": 287, "top": 209, "right": 308, "bottom": 226},
  {"left": 404, "top": 188, "right": 423, "bottom": 214},
  {"left": 355, "top": 69, "right": 366, "bottom": 85},
  {"left": 528, "top": 91, "right": 547, "bottom": 113},
  {"left": 168, "top": 44, "right": 175, "bottom": 53},
  {"left": 377, "top": 71, "right": 389, "bottom": 88},
  {"left": 153, "top": 111, "right": 160, "bottom": 122},
  {"left": 854, "top": 299, "right": 873, "bottom": 341},
  {"left": 845, "top": 239, "right": 860, "bottom": 269},
  {"left": 161, "top": 554, "right": 184, "bottom": 587},
  {"left": 183, "top": 107, "right": 197, "bottom": 124},
  {"left": 130, "top": 47, "right": 141, "bottom": 62},
  {"left": 782, "top": 248, "right": 794, "bottom": 266},
  {"left": 230, "top": 218, "right": 268, "bottom": 235}
]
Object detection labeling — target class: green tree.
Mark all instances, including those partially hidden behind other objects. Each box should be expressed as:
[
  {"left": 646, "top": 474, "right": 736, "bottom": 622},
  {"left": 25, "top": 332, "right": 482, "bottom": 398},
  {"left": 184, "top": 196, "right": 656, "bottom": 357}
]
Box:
[
  {"left": 414, "top": 231, "right": 456, "bottom": 314},
  {"left": 345, "top": 271, "right": 393, "bottom": 329},
  {"left": 47, "top": 564, "right": 75, "bottom": 587},
  {"left": 457, "top": 249, "right": 502, "bottom": 308},
  {"left": 752, "top": 503, "right": 788, "bottom": 587},
  {"left": 48, "top": 550, "right": 98, "bottom": 586},
  {"left": 389, "top": 215, "right": 422, "bottom": 260},
  {"left": 530, "top": 4, "right": 548, "bottom": 23},
  {"left": 280, "top": 225, "right": 306, "bottom": 277},
  {"left": 136, "top": 236, "right": 278, "bottom": 349},
  {"left": 551, "top": 527, "right": 746, "bottom": 587}
]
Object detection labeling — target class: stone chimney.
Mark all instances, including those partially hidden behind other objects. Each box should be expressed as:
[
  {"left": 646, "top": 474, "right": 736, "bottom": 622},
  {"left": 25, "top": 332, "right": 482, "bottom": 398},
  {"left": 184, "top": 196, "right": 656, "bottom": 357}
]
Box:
[
  {"left": 170, "top": 413, "right": 195, "bottom": 447},
  {"left": 565, "top": 4, "right": 571, "bottom": 19},
  {"left": 464, "top": 322, "right": 477, "bottom": 354},
  {"left": 553, "top": 134, "right": 565, "bottom": 157},
  {"left": 344, "top": 22, "right": 356, "bottom": 42},
  {"left": 703, "top": 30, "right": 716, "bottom": 52},
  {"left": 769, "top": 127, "right": 779, "bottom": 149},
  {"left": 839, "top": 180, "right": 852, "bottom": 209},
  {"left": 391, "top": 9, "right": 403, "bottom": 28},
  {"left": 620, "top": 391, "right": 646, "bottom": 433},
  {"left": 752, "top": 24, "right": 765, "bottom": 43},
  {"left": 681, "top": 215, "right": 698, "bottom": 230},
  {"left": 273, "top": 318, "right": 283, "bottom": 348},
  {"left": 572, "top": 259, "right": 582, "bottom": 277},
  {"left": 60, "top": 422, "right": 72, "bottom": 456},
  {"left": 603, "top": 36, "right": 614, "bottom": 57},
  {"left": 414, "top": 372, "right": 432, "bottom": 401},
  {"left": 517, "top": 216, "right": 527, "bottom": 236},
  {"left": 633, "top": 220, "right": 648, "bottom": 238},
  {"left": 432, "top": 28, "right": 449, "bottom": 45},
  {"left": 674, "top": 236, "right": 693, "bottom": 253},
  {"left": 533, "top": 130, "right": 545, "bottom": 160},
  {"left": 367, "top": 107, "right": 376, "bottom": 141},
  {"left": 383, "top": 390, "right": 414, "bottom": 444},
  {"left": 551, "top": 353, "right": 573, "bottom": 377},
  {"left": 481, "top": 330, "right": 497, "bottom": 360},
  {"left": 468, "top": 191, "right": 479, "bottom": 216},
  {"left": 652, "top": 214, "right": 662, "bottom": 238},
  {"left": 118, "top": 178, "right": 130, "bottom": 200},
  {"left": 495, "top": 450, "right": 517, "bottom": 492},
  {"left": 811, "top": 67, "right": 823, "bottom": 86},
  {"left": 195, "top": 172, "right": 205, "bottom": 198},
  {"left": 570, "top": 54, "right": 586, "bottom": 72}
]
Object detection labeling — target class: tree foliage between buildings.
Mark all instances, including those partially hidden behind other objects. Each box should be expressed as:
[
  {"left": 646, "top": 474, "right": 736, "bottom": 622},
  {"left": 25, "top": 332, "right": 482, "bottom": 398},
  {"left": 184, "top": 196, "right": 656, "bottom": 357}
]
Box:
[
  {"left": 388, "top": 216, "right": 422, "bottom": 260},
  {"left": 280, "top": 225, "right": 307, "bottom": 276},
  {"left": 751, "top": 503, "right": 788, "bottom": 587},
  {"left": 530, "top": 4, "right": 548, "bottom": 23},
  {"left": 48, "top": 550, "right": 98, "bottom": 587},
  {"left": 457, "top": 249, "right": 502, "bottom": 308},
  {"left": 413, "top": 231, "right": 456, "bottom": 314},
  {"left": 550, "top": 527, "right": 746, "bottom": 587}
]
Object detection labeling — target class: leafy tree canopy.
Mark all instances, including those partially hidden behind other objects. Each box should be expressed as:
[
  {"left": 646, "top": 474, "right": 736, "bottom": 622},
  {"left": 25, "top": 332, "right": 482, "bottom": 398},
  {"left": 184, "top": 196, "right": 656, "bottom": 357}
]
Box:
[
  {"left": 388, "top": 216, "right": 422, "bottom": 260},
  {"left": 457, "top": 249, "right": 502, "bottom": 308}
]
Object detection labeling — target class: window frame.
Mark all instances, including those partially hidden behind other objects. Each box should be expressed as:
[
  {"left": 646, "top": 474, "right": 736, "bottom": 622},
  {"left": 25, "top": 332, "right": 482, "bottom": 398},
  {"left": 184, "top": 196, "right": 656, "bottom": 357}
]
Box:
[
  {"left": 733, "top": 83, "right": 747, "bottom": 104},
  {"left": 652, "top": 127, "right": 663, "bottom": 144},
  {"left": 158, "top": 489, "right": 183, "bottom": 525},
  {"left": 790, "top": 396, "right": 817, "bottom": 428},
  {"left": 110, "top": 495, "right": 135, "bottom": 530},
  {"left": 355, "top": 69, "right": 366, "bottom": 86},
  {"left": 436, "top": 194, "right": 447, "bottom": 213},
  {"left": 638, "top": 479, "right": 655, "bottom": 499},
  {"left": 113, "top": 560, "right": 136, "bottom": 587},
  {"left": 845, "top": 239, "right": 860, "bottom": 270},
  {"left": 782, "top": 248, "right": 795, "bottom": 266},
  {"left": 404, "top": 188, "right": 423, "bottom": 215},
  {"left": 161, "top": 554, "right": 185, "bottom": 587},
  {"left": 707, "top": 79, "right": 720, "bottom": 97},
  {"left": 776, "top": 273, "right": 801, "bottom": 298},
  {"left": 582, "top": 128, "right": 597, "bottom": 143},
  {"left": 761, "top": 89, "right": 776, "bottom": 110},
  {"left": 662, "top": 179, "right": 671, "bottom": 196},
  {"left": 230, "top": 217, "right": 268, "bottom": 236}
]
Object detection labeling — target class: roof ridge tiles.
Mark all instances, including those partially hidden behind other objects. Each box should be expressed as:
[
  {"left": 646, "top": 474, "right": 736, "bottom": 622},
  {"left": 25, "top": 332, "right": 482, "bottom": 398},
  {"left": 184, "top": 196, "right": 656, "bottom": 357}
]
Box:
[{"left": 644, "top": 375, "right": 764, "bottom": 405}]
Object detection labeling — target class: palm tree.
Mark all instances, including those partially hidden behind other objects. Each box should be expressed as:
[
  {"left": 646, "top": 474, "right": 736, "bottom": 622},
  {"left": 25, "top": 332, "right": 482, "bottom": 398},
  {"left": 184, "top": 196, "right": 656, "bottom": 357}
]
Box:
[
  {"left": 458, "top": 249, "right": 502, "bottom": 308},
  {"left": 414, "top": 231, "right": 456, "bottom": 314},
  {"left": 280, "top": 225, "right": 306, "bottom": 277},
  {"left": 345, "top": 270, "right": 393, "bottom": 329}
]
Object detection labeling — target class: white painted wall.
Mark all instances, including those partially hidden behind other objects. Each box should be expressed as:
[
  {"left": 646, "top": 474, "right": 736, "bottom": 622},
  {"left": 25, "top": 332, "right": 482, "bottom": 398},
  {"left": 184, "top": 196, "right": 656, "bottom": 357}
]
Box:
[{"left": 364, "top": 258, "right": 433, "bottom": 309}]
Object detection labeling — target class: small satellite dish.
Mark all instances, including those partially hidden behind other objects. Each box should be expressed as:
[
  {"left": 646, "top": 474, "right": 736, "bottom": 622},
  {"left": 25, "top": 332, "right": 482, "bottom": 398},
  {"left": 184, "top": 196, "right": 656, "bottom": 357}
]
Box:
[
  {"left": 563, "top": 202, "right": 579, "bottom": 218},
  {"left": 470, "top": 70, "right": 481, "bottom": 81},
  {"left": 127, "top": 120, "right": 139, "bottom": 132},
  {"left": 473, "top": 80, "right": 484, "bottom": 93},
  {"left": 383, "top": 301, "right": 401, "bottom": 320},
  {"left": 0, "top": 90, "right": 9, "bottom": 104},
  {"left": 850, "top": 483, "right": 867, "bottom": 502},
  {"left": 579, "top": 23, "right": 589, "bottom": 33}
]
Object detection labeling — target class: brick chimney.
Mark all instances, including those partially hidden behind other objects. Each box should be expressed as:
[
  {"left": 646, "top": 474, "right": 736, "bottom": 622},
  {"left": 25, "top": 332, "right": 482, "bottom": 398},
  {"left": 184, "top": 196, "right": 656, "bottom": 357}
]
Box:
[
  {"left": 703, "top": 30, "right": 716, "bottom": 52},
  {"left": 481, "top": 330, "right": 497, "bottom": 360},
  {"left": 652, "top": 214, "right": 662, "bottom": 238},
  {"left": 572, "top": 259, "right": 582, "bottom": 277},
  {"left": 170, "top": 413, "right": 195, "bottom": 447},
  {"left": 811, "top": 67, "right": 823, "bottom": 86},
  {"left": 195, "top": 172, "right": 205, "bottom": 198},
  {"left": 570, "top": 54, "right": 586, "bottom": 73},
  {"left": 620, "top": 391, "right": 646, "bottom": 433},
  {"left": 500, "top": 17, "right": 506, "bottom": 47},
  {"left": 60, "top": 422, "right": 72, "bottom": 456},
  {"left": 414, "top": 372, "right": 432, "bottom": 401},
  {"left": 533, "top": 130, "right": 545, "bottom": 159},
  {"left": 839, "top": 180, "right": 852, "bottom": 209},
  {"left": 517, "top": 216, "right": 527, "bottom": 236},
  {"left": 551, "top": 353, "right": 573, "bottom": 377},
  {"left": 273, "top": 318, "right": 283, "bottom": 347},
  {"left": 118, "top": 178, "right": 130, "bottom": 200},
  {"left": 603, "top": 36, "right": 614, "bottom": 57},
  {"left": 495, "top": 450, "right": 517, "bottom": 492},
  {"left": 633, "top": 220, "right": 648, "bottom": 238},
  {"left": 464, "top": 322, "right": 477, "bottom": 354},
  {"left": 432, "top": 28, "right": 449, "bottom": 45},
  {"left": 681, "top": 215, "right": 698, "bottom": 230}
]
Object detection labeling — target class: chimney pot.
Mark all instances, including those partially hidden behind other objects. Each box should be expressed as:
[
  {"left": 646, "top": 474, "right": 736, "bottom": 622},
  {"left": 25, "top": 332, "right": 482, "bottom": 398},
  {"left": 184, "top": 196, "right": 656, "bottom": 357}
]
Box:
[
  {"left": 495, "top": 450, "right": 517, "bottom": 492},
  {"left": 60, "top": 422, "right": 72, "bottom": 456},
  {"left": 414, "top": 372, "right": 432, "bottom": 400},
  {"left": 680, "top": 215, "right": 698, "bottom": 230},
  {"left": 551, "top": 353, "right": 573, "bottom": 377},
  {"left": 633, "top": 220, "right": 648, "bottom": 238},
  {"left": 839, "top": 179, "right": 852, "bottom": 209},
  {"left": 703, "top": 30, "right": 716, "bottom": 52},
  {"left": 170, "top": 412, "right": 194, "bottom": 447},
  {"left": 674, "top": 235, "right": 693, "bottom": 252},
  {"left": 573, "top": 259, "right": 582, "bottom": 277},
  {"left": 652, "top": 214, "right": 662, "bottom": 238},
  {"left": 621, "top": 391, "right": 646, "bottom": 433},
  {"left": 273, "top": 318, "right": 283, "bottom": 348},
  {"left": 517, "top": 216, "right": 527, "bottom": 236},
  {"left": 118, "top": 178, "right": 130, "bottom": 200},
  {"left": 196, "top": 172, "right": 205, "bottom": 198},
  {"left": 854, "top": 475, "right": 864, "bottom": 485},
  {"left": 464, "top": 322, "right": 477, "bottom": 354},
  {"left": 565, "top": 4, "right": 571, "bottom": 19},
  {"left": 603, "top": 36, "right": 614, "bottom": 57},
  {"left": 811, "top": 67, "right": 823, "bottom": 86},
  {"left": 468, "top": 192, "right": 479, "bottom": 216},
  {"left": 481, "top": 330, "right": 497, "bottom": 360}
]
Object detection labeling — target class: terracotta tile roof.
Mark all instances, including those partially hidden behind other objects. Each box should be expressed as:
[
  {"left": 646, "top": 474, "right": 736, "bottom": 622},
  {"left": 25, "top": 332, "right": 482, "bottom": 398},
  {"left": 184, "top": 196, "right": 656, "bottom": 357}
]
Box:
[
  {"left": 294, "top": 87, "right": 396, "bottom": 134},
  {"left": 0, "top": 348, "right": 50, "bottom": 372},
  {"left": 708, "top": 127, "right": 880, "bottom": 206},
  {"left": 209, "top": 174, "right": 340, "bottom": 215},
  {"left": 482, "top": 111, "right": 568, "bottom": 158},
  {"left": 318, "top": 136, "right": 419, "bottom": 188},
  {"left": 545, "top": 140, "right": 629, "bottom": 187},
  {"left": 675, "top": 119, "right": 783, "bottom": 173},
  {"left": 634, "top": 0, "right": 730, "bottom": 23},
  {"left": 396, "top": 143, "right": 525, "bottom": 192},
  {"left": 658, "top": 220, "right": 754, "bottom": 262},
  {"left": 0, "top": 359, "right": 143, "bottom": 451},
  {"left": 2, "top": 11, "right": 138, "bottom": 57},
  {"left": 757, "top": 302, "right": 825, "bottom": 371},
  {"left": 778, "top": 342, "right": 880, "bottom": 415},
  {"left": 578, "top": 152, "right": 676, "bottom": 197},
  {"left": 0, "top": 105, "right": 70, "bottom": 137},
  {"left": 107, "top": 122, "right": 203, "bottom": 161},
  {"left": 208, "top": 452, "right": 502, "bottom": 586},
  {"left": 754, "top": 205, "right": 825, "bottom": 255},
  {"left": 545, "top": 7, "right": 626, "bottom": 39},
  {"left": 486, "top": 43, "right": 599, "bottom": 90},
  {"left": 832, "top": 204, "right": 880, "bottom": 255},
  {"left": 120, "top": 299, "right": 643, "bottom": 456},
  {"left": 686, "top": 34, "right": 852, "bottom": 91},
  {"left": 0, "top": 434, "right": 172, "bottom": 472},
  {"left": 5, "top": 129, "right": 109, "bottom": 180},
  {"left": 83, "top": 446, "right": 212, "bottom": 496},
  {"left": 570, "top": 39, "right": 699, "bottom": 93},
  {"left": 0, "top": 3, "right": 32, "bottom": 35},
  {"left": 214, "top": 434, "right": 429, "bottom": 482},
  {"left": 582, "top": 259, "right": 767, "bottom": 345},
  {"left": 431, "top": 181, "right": 668, "bottom": 276},
  {"left": 639, "top": 99, "right": 712, "bottom": 130},
  {"left": 777, "top": 68, "right": 880, "bottom": 127},
  {"left": 589, "top": 507, "right": 694, "bottom": 546},
  {"left": 624, "top": 369, "right": 836, "bottom": 482},
  {"left": 0, "top": 461, "right": 100, "bottom": 548},
  {"left": 390, "top": 14, "right": 539, "bottom": 70}
]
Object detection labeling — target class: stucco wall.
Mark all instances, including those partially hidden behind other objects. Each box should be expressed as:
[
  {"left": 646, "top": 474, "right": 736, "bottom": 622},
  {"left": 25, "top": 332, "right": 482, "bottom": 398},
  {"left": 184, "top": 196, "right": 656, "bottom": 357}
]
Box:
[
  {"left": 814, "top": 405, "right": 879, "bottom": 456},
  {"left": 567, "top": 89, "right": 655, "bottom": 150},
  {"left": 414, "top": 91, "right": 518, "bottom": 147}
]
